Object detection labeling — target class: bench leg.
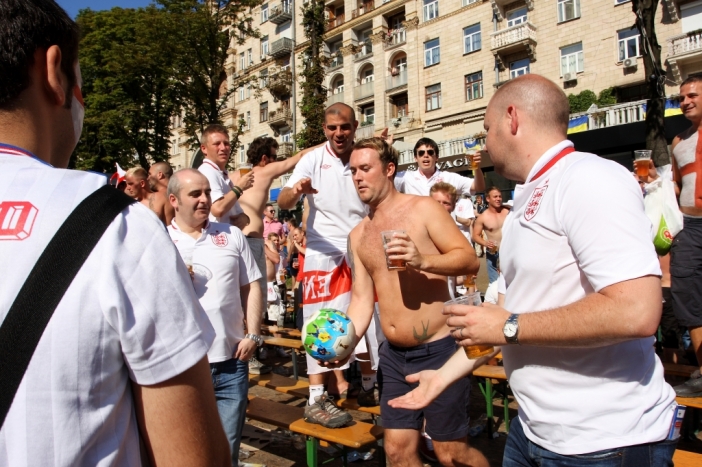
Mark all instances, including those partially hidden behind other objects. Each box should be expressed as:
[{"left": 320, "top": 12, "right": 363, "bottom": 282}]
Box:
[
  {"left": 501, "top": 381, "right": 509, "bottom": 434},
  {"left": 306, "top": 436, "right": 318, "bottom": 467},
  {"left": 478, "top": 378, "right": 495, "bottom": 439},
  {"left": 292, "top": 351, "right": 299, "bottom": 380}
]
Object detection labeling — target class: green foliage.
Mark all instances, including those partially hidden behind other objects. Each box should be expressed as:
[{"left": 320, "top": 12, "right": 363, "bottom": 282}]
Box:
[
  {"left": 296, "top": 0, "right": 328, "bottom": 149},
  {"left": 567, "top": 88, "right": 618, "bottom": 113}
]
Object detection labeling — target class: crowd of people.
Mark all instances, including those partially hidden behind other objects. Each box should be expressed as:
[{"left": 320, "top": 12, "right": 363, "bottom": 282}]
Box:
[{"left": 2, "top": 1, "right": 702, "bottom": 467}]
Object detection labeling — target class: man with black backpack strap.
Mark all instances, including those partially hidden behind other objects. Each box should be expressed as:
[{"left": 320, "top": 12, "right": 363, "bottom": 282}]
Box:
[{"left": 0, "top": 1, "right": 230, "bottom": 466}]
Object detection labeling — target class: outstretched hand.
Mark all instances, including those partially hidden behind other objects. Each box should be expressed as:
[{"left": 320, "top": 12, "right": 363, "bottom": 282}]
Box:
[
  {"left": 387, "top": 370, "right": 447, "bottom": 410},
  {"left": 293, "top": 177, "right": 318, "bottom": 196}
]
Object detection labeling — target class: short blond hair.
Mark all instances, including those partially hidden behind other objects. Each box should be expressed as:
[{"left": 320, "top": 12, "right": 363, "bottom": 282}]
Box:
[
  {"left": 125, "top": 166, "right": 147, "bottom": 180},
  {"left": 430, "top": 182, "right": 457, "bottom": 204}
]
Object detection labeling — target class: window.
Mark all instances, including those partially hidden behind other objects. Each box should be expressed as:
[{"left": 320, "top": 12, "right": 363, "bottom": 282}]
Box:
[
  {"left": 426, "top": 83, "right": 441, "bottom": 111},
  {"left": 248, "top": 49, "right": 253, "bottom": 65},
  {"left": 462, "top": 0, "right": 478, "bottom": 5},
  {"left": 560, "top": 43, "right": 584, "bottom": 75},
  {"left": 260, "top": 102, "right": 269, "bottom": 122},
  {"left": 332, "top": 78, "right": 344, "bottom": 94},
  {"left": 172, "top": 138, "right": 178, "bottom": 155},
  {"left": 261, "top": 36, "right": 269, "bottom": 57},
  {"left": 618, "top": 28, "right": 640, "bottom": 61},
  {"left": 506, "top": 7, "right": 527, "bottom": 27},
  {"left": 260, "top": 69, "right": 269, "bottom": 88},
  {"left": 362, "top": 67, "right": 374, "bottom": 83},
  {"left": 240, "top": 52, "right": 246, "bottom": 70},
  {"left": 509, "top": 58, "right": 530, "bottom": 78},
  {"left": 239, "top": 145, "right": 245, "bottom": 163},
  {"left": 281, "top": 130, "right": 292, "bottom": 143},
  {"left": 238, "top": 86, "right": 245, "bottom": 101},
  {"left": 261, "top": 3, "right": 269, "bottom": 22},
  {"left": 424, "top": 38, "right": 440, "bottom": 67},
  {"left": 557, "top": 0, "right": 580, "bottom": 22},
  {"left": 465, "top": 72, "right": 483, "bottom": 101},
  {"left": 246, "top": 84, "right": 251, "bottom": 99},
  {"left": 423, "top": 0, "right": 439, "bottom": 21},
  {"left": 614, "top": 0, "right": 630, "bottom": 4},
  {"left": 246, "top": 111, "right": 251, "bottom": 130},
  {"left": 363, "top": 106, "right": 375, "bottom": 124},
  {"left": 463, "top": 24, "right": 481, "bottom": 54}
]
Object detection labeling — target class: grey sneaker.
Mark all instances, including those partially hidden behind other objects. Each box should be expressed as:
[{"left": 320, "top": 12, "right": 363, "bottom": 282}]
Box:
[
  {"left": 303, "top": 392, "right": 352, "bottom": 428},
  {"left": 673, "top": 372, "right": 702, "bottom": 397},
  {"left": 258, "top": 347, "right": 269, "bottom": 360},
  {"left": 248, "top": 357, "right": 271, "bottom": 375},
  {"left": 357, "top": 385, "right": 380, "bottom": 407}
]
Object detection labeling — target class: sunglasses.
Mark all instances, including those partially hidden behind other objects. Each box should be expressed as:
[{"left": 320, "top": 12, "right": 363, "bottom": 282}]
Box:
[{"left": 417, "top": 150, "right": 436, "bottom": 157}]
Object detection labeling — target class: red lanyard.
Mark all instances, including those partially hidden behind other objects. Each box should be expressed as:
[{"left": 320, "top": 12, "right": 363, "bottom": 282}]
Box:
[{"left": 528, "top": 147, "right": 575, "bottom": 182}]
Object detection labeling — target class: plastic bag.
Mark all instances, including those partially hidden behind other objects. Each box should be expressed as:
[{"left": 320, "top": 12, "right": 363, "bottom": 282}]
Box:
[{"left": 643, "top": 165, "right": 683, "bottom": 255}]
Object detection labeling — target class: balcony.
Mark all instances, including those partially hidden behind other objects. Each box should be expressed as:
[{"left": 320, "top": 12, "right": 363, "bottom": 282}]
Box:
[
  {"left": 386, "top": 69, "right": 408, "bottom": 90},
  {"left": 383, "top": 28, "right": 406, "bottom": 50},
  {"left": 268, "top": 68, "right": 292, "bottom": 99},
  {"left": 354, "top": 41, "right": 373, "bottom": 61},
  {"left": 277, "top": 142, "right": 294, "bottom": 159},
  {"left": 387, "top": 115, "right": 413, "bottom": 130},
  {"left": 325, "top": 14, "right": 345, "bottom": 31},
  {"left": 328, "top": 92, "right": 345, "bottom": 104},
  {"left": 351, "top": 1, "right": 375, "bottom": 18},
  {"left": 356, "top": 123, "right": 375, "bottom": 139},
  {"left": 667, "top": 30, "right": 702, "bottom": 82},
  {"left": 268, "top": 107, "right": 292, "bottom": 129},
  {"left": 490, "top": 22, "right": 537, "bottom": 67},
  {"left": 354, "top": 81, "right": 375, "bottom": 100},
  {"left": 269, "top": 37, "right": 294, "bottom": 59},
  {"left": 269, "top": 2, "right": 292, "bottom": 24},
  {"left": 327, "top": 53, "right": 343, "bottom": 71},
  {"left": 567, "top": 99, "right": 647, "bottom": 133}
]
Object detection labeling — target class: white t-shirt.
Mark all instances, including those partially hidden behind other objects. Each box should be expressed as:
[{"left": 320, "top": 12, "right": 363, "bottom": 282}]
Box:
[
  {"left": 0, "top": 152, "right": 215, "bottom": 466},
  {"left": 168, "top": 221, "right": 261, "bottom": 363},
  {"left": 285, "top": 143, "right": 368, "bottom": 254},
  {"left": 453, "top": 197, "right": 475, "bottom": 240},
  {"left": 395, "top": 169, "right": 476, "bottom": 196},
  {"left": 198, "top": 158, "right": 244, "bottom": 223},
  {"left": 500, "top": 140, "right": 675, "bottom": 455}
]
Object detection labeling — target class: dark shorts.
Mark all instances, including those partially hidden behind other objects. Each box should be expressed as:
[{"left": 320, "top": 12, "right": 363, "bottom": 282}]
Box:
[
  {"left": 378, "top": 336, "right": 470, "bottom": 441},
  {"left": 671, "top": 216, "right": 702, "bottom": 328}
]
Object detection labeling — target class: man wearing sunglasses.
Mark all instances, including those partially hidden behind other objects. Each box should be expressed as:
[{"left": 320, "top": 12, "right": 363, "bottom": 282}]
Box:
[{"left": 395, "top": 138, "right": 485, "bottom": 197}]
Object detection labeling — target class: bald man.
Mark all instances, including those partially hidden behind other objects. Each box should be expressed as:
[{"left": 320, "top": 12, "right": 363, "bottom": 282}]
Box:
[
  {"left": 390, "top": 75, "right": 678, "bottom": 466},
  {"left": 125, "top": 166, "right": 170, "bottom": 225},
  {"left": 148, "top": 161, "right": 176, "bottom": 225}
]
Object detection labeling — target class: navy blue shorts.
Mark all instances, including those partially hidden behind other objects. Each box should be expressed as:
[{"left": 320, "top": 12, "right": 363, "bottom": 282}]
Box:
[
  {"left": 671, "top": 216, "right": 702, "bottom": 328},
  {"left": 378, "top": 335, "right": 470, "bottom": 441}
]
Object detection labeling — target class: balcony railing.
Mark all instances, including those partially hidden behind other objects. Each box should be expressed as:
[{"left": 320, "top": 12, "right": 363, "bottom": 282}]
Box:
[
  {"left": 387, "top": 115, "right": 412, "bottom": 130},
  {"left": 269, "top": 107, "right": 292, "bottom": 127},
  {"left": 354, "top": 81, "right": 375, "bottom": 100},
  {"left": 386, "top": 69, "right": 408, "bottom": 90},
  {"left": 269, "top": 2, "right": 292, "bottom": 24},
  {"left": 268, "top": 69, "right": 293, "bottom": 98},
  {"left": 383, "top": 28, "right": 406, "bottom": 49},
  {"left": 491, "top": 22, "right": 537, "bottom": 51},
  {"left": 352, "top": 1, "right": 375, "bottom": 18},
  {"left": 328, "top": 92, "right": 345, "bottom": 105},
  {"left": 269, "top": 37, "right": 294, "bottom": 59},
  {"left": 568, "top": 99, "right": 648, "bottom": 133},
  {"left": 277, "top": 142, "right": 294, "bottom": 159},
  {"left": 327, "top": 53, "right": 343, "bottom": 71},
  {"left": 356, "top": 124, "right": 375, "bottom": 139},
  {"left": 325, "top": 14, "right": 345, "bottom": 31},
  {"left": 399, "top": 150, "right": 414, "bottom": 165},
  {"left": 354, "top": 41, "right": 373, "bottom": 60},
  {"left": 668, "top": 30, "right": 702, "bottom": 58}
]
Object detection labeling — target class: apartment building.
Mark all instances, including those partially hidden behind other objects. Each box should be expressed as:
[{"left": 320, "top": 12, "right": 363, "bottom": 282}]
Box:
[{"left": 170, "top": 0, "right": 702, "bottom": 192}]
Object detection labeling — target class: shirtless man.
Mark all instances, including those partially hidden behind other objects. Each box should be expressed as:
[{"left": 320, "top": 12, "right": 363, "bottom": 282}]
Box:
[
  {"left": 264, "top": 233, "right": 284, "bottom": 326},
  {"left": 340, "top": 137, "right": 487, "bottom": 467},
  {"left": 669, "top": 75, "right": 702, "bottom": 397},
  {"left": 472, "top": 186, "right": 509, "bottom": 284},
  {"left": 147, "top": 161, "right": 175, "bottom": 225}
]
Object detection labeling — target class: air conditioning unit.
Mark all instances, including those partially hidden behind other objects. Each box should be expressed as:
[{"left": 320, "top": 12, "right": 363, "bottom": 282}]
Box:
[
  {"left": 623, "top": 57, "right": 637, "bottom": 68},
  {"left": 562, "top": 72, "right": 575, "bottom": 83}
]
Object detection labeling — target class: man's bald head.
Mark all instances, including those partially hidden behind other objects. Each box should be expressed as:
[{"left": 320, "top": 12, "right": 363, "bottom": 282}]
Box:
[
  {"left": 151, "top": 161, "right": 173, "bottom": 179},
  {"left": 490, "top": 74, "right": 569, "bottom": 136},
  {"left": 167, "top": 168, "right": 208, "bottom": 201},
  {"left": 325, "top": 103, "right": 356, "bottom": 124}
]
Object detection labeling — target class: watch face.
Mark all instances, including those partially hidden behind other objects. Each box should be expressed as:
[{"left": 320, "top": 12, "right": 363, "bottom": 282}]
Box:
[{"left": 504, "top": 322, "right": 518, "bottom": 337}]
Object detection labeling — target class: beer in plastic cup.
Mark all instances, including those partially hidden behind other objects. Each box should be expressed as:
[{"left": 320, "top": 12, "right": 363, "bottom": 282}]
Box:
[
  {"left": 463, "top": 275, "right": 476, "bottom": 289},
  {"left": 633, "top": 150, "right": 652, "bottom": 180},
  {"left": 445, "top": 293, "right": 495, "bottom": 359},
  {"left": 239, "top": 163, "right": 253, "bottom": 175},
  {"left": 487, "top": 243, "right": 498, "bottom": 255},
  {"left": 381, "top": 230, "right": 407, "bottom": 271},
  {"left": 468, "top": 152, "right": 480, "bottom": 171}
]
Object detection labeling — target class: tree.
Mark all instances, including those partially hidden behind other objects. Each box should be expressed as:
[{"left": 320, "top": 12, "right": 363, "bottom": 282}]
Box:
[
  {"left": 633, "top": 0, "right": 670, "bottom": 166},
  {"left": 74, "top": 6, "right": 179, "bottom": 172},
  {"left": 296, "top": 0, "right": 328, "bottom": 149}
]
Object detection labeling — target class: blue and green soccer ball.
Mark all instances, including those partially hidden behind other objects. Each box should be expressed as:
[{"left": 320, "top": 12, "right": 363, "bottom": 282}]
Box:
[{"left": 302, "top": 309, "right": 355, "bottom": 362}]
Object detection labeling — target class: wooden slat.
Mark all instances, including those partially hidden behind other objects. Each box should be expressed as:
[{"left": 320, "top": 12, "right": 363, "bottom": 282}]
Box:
[
  {"left": 261, "top": 324, "right": 302, "bottom": 338},
  {"left": 676, "top": 395, "right": 702, "bottom": 410},
  {"left": 473, "top": 365, "right": 507, "bottom": 380},
  {"left": 246, "top": 395, "right": 303, "bottom": 428},
  {"left": 262, "top": 336, "right": 304, "bottom": 350},
  {"left": 335, "top": 398, "right": 382, "bottom": 416},
  {"left": 673, "top": 449, "right": 702, "bottom": 467},
  {"left": 249, "top": 373, "right": 311, "bottom": 399},
  {"left": 663, "top": 362, "right": 698, "bottom": 378}
]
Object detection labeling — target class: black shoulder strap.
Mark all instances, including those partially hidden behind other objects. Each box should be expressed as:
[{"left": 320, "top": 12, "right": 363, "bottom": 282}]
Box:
[{"left": 0, "top": 185, "right": 136, "bottom": 428}]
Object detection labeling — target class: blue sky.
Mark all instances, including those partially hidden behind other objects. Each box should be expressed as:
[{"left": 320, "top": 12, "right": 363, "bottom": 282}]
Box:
[{"left": 57, "top": 0, "right": 154, "bottom": 18}]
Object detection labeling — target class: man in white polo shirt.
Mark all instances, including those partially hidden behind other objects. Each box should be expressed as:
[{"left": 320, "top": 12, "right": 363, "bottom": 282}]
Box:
[
  {"left": 0, "top": 2, "right": 229, "bottom": 465},
  {"left": 277, "top": 103, "right": 383, "bottom": 427},
  {"left": 168, "top": 169, "right": 264, "bottom": 466},
  {"left": 198, "top": 124, "right": 254, "bottom": 230},
  {"left": 390, "top": 75, "right": 678, "bottom": 466},
  {"left": 394, "top": 137, "right": 485, "bottom": 197}
]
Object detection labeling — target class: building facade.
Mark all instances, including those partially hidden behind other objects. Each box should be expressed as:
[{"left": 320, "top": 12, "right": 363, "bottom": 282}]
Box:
[{"left": 170, "top": 0, "right": 702, "bottom": 188}]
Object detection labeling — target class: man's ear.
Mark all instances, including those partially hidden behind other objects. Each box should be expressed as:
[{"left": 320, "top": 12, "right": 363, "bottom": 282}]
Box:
[
  {"left": 507, "top": 105, "right": 519, "bottom": 136},
  {"left": 44, "top": 46, "right": 68, "bottom": 107}
]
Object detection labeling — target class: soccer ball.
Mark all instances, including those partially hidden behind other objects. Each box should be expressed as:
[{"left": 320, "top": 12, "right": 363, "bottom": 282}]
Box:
[{"left": 302, "top": 309, "right": 355, "bottom": 362}]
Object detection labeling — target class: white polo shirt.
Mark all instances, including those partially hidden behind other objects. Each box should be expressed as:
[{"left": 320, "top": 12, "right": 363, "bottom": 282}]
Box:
[
  {"left": 453, "top": 197, "right": 475, "bottom": 240},
  {"left": 0, "top": 150, "right": 215, "bottom": 466},
  {"left": 285, "top": 142, "right": 368, "bottom": 255},
  {"left": 500, "top": 140, "right": 675, "bottom": 455},
  {"left": 395, "top": 169, "right": 476, "bottom": 196},
  {"left": 168, "top": 220, "right": 262, "bottom": 363},
  {"left": 198, "top": 158, "right": 244, "bottom": 223}
]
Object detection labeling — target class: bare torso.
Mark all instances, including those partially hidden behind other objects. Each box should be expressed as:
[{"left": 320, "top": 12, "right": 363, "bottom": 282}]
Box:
[
  {"left": 353, "top": 195, "right": 451, "bottom": 347},
  {"left": 142, "top": 191, "right": 168, "bottom": 225},
  {"left": 264, "top": 240, "right": 277, "bottom": 281},
  {"left": 238, "top": 166, "right": 276, "bottom": 238},
  {"left": 479, "top": 208, "right": 509, "bottom": 244},
  {"left": 672, "top": 127, "right": 702, "bottom": 216}
]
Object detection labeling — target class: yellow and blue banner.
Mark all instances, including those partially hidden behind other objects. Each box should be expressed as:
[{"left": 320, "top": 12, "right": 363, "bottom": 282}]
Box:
[
  {"left": 567, "top": 115, "right": 588, "bottom": 134},
  {"left": 464, "top": 139, "right": 481, "bottom": 152},
  {"left": 642, "top": 98, "right": 683, "bottom": 117}
]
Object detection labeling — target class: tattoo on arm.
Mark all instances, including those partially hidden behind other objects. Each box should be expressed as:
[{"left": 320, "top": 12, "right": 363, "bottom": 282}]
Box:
[
  {"left": 347, "top": 235, "right": 356, "bottom": 282},
  {"left": 412, "top": 320, "right": 436, "bottom": 343}
]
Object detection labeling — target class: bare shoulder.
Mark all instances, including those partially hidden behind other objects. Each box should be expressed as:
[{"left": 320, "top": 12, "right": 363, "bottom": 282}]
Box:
[{"left": 349, "top": 217, "right": 369, "bottom": 244}]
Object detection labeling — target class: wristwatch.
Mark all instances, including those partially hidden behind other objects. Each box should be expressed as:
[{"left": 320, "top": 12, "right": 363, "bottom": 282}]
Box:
[
  {"left": 245, "top": 334, "right": 264, "bottom": 347},
  {"left": 503, "top": 314, "right": 520, "bottom": 344}
]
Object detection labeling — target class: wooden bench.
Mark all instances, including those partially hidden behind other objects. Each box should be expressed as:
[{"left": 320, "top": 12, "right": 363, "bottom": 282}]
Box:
[
  {"left": 472, "top": 364, "right": 510, "bottom": 438},
  {"left": 246, "top": 396, "right": 384, "bottom": 467},
  {"left": 663, "top": 362, "right": 698, "bottom": 378},
  {"left": 676, "top": 395, "right": 702, "bottom": 410},
  {"left": 673, "top": 449, "right": 702, "bottom": 467},
  {"left": 261, "top": 336, "right": 304, "bottom": 379},
  {"left": 249, "top": 373, "right": 382, "bottom": 417},
  {"left": 262, "top": 324, "right": 302, "bottom": 339}
]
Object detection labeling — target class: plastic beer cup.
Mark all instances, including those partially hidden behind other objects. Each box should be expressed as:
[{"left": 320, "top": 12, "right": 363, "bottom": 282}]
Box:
[
  {"left": 381, "top": 230, "right": 407, "bottom": 271},
  {"left": 239, "top": 163, "right": 253, "bottom": 175},
  {"left": 633, "top": 150, "right": 652, "bottom": 180},
  {"left": 445, "top": 293, "right": 495, "bottom": 359}
]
